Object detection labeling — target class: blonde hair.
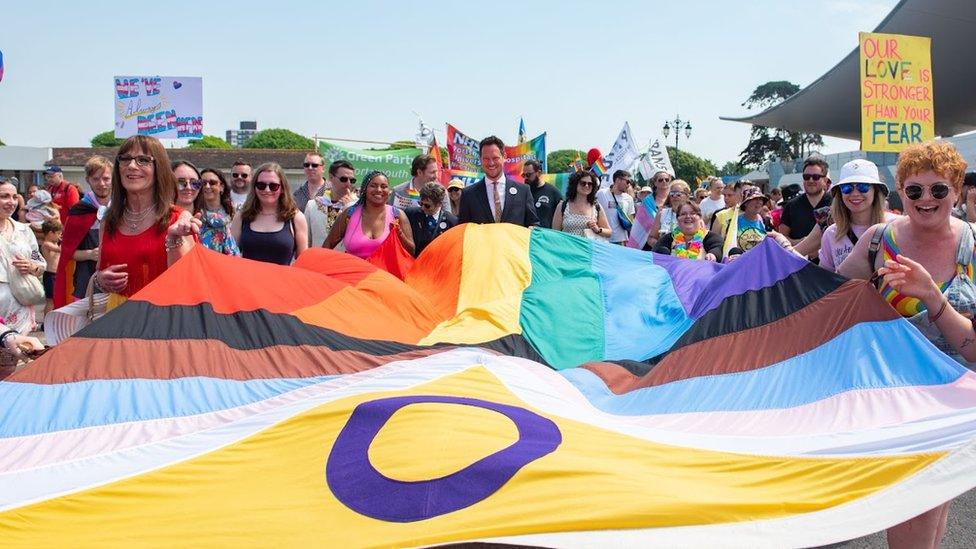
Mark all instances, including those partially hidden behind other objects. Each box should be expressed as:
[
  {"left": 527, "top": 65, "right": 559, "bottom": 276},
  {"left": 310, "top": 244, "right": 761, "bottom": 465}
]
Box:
[
  {"left": 830, "top": 186, "right": 886, "bottom": 242},
  {"left": 84, "top": 155, "right": 113, "bottom": 180},
  {"left": 664, "top": 179, "right": 692, "bottom": 208},
  {"left": 896, "top": 141, "right": 967, "bottom": 193}
]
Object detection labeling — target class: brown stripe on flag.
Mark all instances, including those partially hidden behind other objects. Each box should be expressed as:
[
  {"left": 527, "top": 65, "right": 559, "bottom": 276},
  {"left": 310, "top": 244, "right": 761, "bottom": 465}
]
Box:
[{"left": 7, "top": 339, "right": 461, "bottom": 384}]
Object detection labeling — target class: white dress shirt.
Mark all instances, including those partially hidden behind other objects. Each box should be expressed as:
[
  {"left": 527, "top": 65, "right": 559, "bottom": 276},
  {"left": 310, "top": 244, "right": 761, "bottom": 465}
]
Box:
[{"left": 484, "top": 175, "right": 507, "bottom": 220}]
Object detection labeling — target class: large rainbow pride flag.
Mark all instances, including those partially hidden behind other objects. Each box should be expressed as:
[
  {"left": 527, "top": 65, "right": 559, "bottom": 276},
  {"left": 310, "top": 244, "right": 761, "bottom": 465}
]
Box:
[{"left": 3, "top": 225, "right": 976, "bottom": 547}]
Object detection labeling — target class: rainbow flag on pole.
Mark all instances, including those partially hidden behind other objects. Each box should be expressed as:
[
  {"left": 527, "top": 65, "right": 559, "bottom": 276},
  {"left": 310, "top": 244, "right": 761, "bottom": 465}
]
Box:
[
  {"left": 3, "top": 228, "right": 976, "bottom": 547},
  {"left": 591, "top": 157, "right": 608, "bottom": 176}
]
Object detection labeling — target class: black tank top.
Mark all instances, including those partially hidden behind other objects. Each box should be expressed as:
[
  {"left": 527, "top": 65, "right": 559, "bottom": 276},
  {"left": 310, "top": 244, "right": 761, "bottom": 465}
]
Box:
[{"left": 240, "top": 218, "right": 296, "bottom": 265}]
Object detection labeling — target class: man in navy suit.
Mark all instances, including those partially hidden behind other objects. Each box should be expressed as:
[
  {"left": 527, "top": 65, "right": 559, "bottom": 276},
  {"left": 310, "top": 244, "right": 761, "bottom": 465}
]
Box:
[
  {"left": 404, "top": 182, "right": 458, "bottom": 257},
  {"left": 458, "top": 136, "right": 539, "bottom": 227}
]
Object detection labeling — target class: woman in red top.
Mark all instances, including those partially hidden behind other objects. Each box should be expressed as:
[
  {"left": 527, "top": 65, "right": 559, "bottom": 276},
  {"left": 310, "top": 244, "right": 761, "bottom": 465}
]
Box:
[{"left": 93, "top": 135, "right": 200, "bottom": 302}]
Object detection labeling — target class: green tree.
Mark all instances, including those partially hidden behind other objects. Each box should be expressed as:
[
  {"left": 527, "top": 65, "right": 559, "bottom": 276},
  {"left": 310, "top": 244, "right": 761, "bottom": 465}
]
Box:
[
  {"left": 738, "top": 81, "right": 824, "bottom": 168},
  {"left": 187, "top": 135, "right": 232, "bottom": 149},
  {"left": 387, "top": 140, "right": 419, "bottom": 150},
  {"left": 91, "top": 131, "right": 125, "bottom": 147},
  {"left": 243, "top": 129, "right": 315, "bottom": 149},
  {"left": 718, "top": 161, "right": 747, "bottom": 177},
  {"left": 0, "top": 138, "right": 5, "bottom": 146},
  {"left": 669, "top": 147, "right": 717, "bottom": 187},
  {"left": 546, "top": 149, "right": 586, "bottom": 173}
]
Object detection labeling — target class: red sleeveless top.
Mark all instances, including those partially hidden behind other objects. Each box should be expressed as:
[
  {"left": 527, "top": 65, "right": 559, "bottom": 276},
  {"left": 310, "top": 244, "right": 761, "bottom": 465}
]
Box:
[{"left": 99, "top": 206, "right": 182, "bottom": 297}]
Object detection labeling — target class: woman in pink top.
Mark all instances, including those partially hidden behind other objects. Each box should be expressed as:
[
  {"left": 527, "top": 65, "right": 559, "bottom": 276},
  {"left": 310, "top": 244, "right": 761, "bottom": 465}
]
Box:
[{"left": 323, "top": 170, "right": 414, "bottom": 258}]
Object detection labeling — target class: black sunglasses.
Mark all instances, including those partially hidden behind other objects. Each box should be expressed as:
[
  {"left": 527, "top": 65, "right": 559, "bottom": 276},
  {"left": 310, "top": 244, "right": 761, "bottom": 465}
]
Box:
[
  {"left": 177, "top": 178, "right": 202, "bottom": 190},
  {"left": 338, "top": 176, "right": 357, "bottom": 184},
  {"left": 904, "top": 183, "right": 950, "bottom": 201},
  {"left": 802, "top": 173, "right": 825, "bottom": 181},
  {"left": 254, "top": 182, "right": 282, "bottom": 192},
  {"left": 231, "top": 172, "right": 249, "bottom": 179},
  {"left": 838, "top": 183, "right": 872, "bottom": 195},
  {"left": 303, "top": 162, "right": 322, "bottom": 168}
]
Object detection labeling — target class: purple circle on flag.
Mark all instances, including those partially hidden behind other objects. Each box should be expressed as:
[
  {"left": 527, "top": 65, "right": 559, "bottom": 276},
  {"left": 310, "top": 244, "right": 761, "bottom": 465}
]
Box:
[{"left": 326, "top": 395, "right": 561, "bottom": 522}]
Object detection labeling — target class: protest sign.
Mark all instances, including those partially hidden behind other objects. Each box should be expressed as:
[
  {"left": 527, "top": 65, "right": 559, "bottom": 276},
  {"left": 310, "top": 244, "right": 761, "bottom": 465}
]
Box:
[
  {"left": 319, "top": 141, "right": 422, "bottom": 183},
  {"left": 859, "top": 32, "right": 934, "bottom": 152},
  {"left": 114, "top": 76, "right": 203, "bottom": 139}
]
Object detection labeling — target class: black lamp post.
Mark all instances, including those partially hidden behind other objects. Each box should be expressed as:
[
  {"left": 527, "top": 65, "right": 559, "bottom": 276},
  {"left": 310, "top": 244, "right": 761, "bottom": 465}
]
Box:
[{"left": 662, "top": 116, "right": 692, "bottom": 175}]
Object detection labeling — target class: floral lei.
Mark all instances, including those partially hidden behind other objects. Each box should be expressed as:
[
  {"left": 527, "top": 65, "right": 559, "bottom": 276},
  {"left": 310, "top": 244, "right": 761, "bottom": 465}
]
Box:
[{"left": 671, "top": 228, "right": 705, "bottom": 259}]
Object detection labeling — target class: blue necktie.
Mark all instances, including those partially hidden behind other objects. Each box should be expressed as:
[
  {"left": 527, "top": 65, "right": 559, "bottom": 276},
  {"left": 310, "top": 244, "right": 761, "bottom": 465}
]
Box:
[{"left": 427, "top": 215, "right": 437, "bottom": 232}]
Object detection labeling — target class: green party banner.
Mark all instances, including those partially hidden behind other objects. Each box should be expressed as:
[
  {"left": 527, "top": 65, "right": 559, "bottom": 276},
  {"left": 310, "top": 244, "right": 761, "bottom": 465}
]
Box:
[{"left": 319, "top": 141, "right": 422, "bottom": 184}]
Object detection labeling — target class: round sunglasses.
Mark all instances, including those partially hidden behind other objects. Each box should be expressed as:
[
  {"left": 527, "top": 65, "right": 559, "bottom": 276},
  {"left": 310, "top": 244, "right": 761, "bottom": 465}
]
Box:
[{"left": 904, "top": 183, "right": 950, "bottom": 201}]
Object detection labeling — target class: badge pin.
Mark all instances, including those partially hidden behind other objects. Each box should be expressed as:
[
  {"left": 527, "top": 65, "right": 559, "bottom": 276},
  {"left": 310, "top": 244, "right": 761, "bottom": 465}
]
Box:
[
  {"left": 509, "top": 187, "right": 518, "bottom": 195},
  {"left": 536, "top": 201, "right": 542, "bottom": 208},
  {"left": 439, "top": 221, "right": 448, "bottom": 230}
]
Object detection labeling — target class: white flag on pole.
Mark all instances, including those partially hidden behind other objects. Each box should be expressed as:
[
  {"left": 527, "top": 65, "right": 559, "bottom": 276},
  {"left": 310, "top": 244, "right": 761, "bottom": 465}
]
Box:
[
  {"left": 601, "top": 122, "right": 640, "bottom": 188},
  {"left": 639, "top": 138, "right": 675, "bottom": 179}
]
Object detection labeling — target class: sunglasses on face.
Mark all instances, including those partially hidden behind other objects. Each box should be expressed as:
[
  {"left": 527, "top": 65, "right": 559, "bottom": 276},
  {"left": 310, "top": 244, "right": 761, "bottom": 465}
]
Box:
[
  {"left": 177, "top": 179, "right": 202, "bottom": 190},
  {"left": 337, "top": 176, "right": 357, "bottom": 184},
  {"left": 118, "top": 154, "right": 155, "bottom": 167},
  {"left": 420, "top": 202, "right": 435, "bottom": 209},
  {"left": 904, "top": 183, "right": 950, "bottom": 201},
  {"left": 579, "top": 181, "right": 594, "bottom": 187},
  {"left": 669, "top": 190, "right": 687, "bottom": 196},
  {"left": 655, "top": 177, "right": 672, "bottom": 183},
  {"left": 448, "top": 188, "right": 462, "bottom": 193},
  {"left": 201, "top": 180, "right": 221, "bottom": 188},
  {"left": 231, "top": 172, "right": 249, "bottom": 179},
  {"left": 303, "top": 162, "right": 322, "bottom": 169},
  {"left": 255, "top": 182, "right": 282, "bottom": 192},
  {"left": 521, "top": 172, "right": 536, "bottom": 178},
  {"left": 839, "top": 183, "right": 872, "bottom": 195},
  {"left": 802, "top": 173, "right": 825, "bottom": 181}
]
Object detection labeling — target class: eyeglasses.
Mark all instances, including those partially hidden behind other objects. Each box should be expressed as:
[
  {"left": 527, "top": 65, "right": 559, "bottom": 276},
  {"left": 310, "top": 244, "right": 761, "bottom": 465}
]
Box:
[
  {"left": 578, "top": 181, "right": 594, "bottom": 187},
  {"left": 231, "top": 172, "right": 249, "bottom": 179},
  {"left": 521, "top": 172, "right": 536, "bottom": 178},
  {"left": 448, "top": 188, "right": 462, "bottom": 192},
  {"left": 303, "top": 162, "right": 322, "bottom": 169},
  {"left": 201, "top": 180, "right": 221, "bottom": 188},
  {"left": 669, "top": 190, "right": 687, "bottom": 196},
  {"left": 904, "top": 183, "right": 950, "bottom": 201},
  {"left": 677, "top": 212, "right": 700, "bottom": 218},
  {"left": 420, "top": 202, "right": 435, "bottom": 209},
  {"left": 655, "top": 177, "right": 672, "bottom": 183},
  {"left": 838, "top": 183, "right": 872, "bottom": 195},
  {"left": 118, "top": 154, "right": 155, "bottom": 168},
  {"left": 177, "top": 178, "right": 202, "bottom": 190},
  {"left": 254, "top": 182, "right": 282, "bottom": 192},
  {"left": 338, "top": 176, "right": 357, "bottom": 184},
  {"left": 802, "top": 173, "right": 825, "bottom": 181}
]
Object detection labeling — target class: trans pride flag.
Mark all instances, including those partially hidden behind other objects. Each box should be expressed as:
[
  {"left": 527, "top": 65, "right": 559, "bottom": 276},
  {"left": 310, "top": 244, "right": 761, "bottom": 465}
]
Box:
[
  {"left": 627, "top": 192, "right": 659, "bottom": 248},
  {"left": 0, "top": 50, "right": 4, "bottom": 83},
  {"left": 3, "top": 227, "right": 976, "bottom": 547}
]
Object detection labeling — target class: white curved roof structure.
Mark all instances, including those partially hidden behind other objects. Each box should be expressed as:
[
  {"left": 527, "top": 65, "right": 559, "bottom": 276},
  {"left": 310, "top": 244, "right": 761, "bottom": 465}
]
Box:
[{"left": 721, "top": 0, "right": 976, "bottom": 139}]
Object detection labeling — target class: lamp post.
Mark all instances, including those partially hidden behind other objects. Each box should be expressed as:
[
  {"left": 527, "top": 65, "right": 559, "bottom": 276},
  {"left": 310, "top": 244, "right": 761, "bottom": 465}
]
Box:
[{"left": 662, "top": 115, "right": 692, "bottom": 176}]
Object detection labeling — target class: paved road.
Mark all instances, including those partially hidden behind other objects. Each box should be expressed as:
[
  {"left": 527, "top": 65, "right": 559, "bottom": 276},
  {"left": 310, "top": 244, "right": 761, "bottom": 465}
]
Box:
[{"left": 832, "top": 488, "right": 974, "bottom": 548}]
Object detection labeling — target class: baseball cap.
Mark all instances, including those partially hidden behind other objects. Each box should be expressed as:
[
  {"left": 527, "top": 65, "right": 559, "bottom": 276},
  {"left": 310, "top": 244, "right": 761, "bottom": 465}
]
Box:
[
  {"left": 44, "top": 165, "right": 62, "bottom": 175},
  {"left": 447, "top": 179, "right": 464, "bottom": 190}
]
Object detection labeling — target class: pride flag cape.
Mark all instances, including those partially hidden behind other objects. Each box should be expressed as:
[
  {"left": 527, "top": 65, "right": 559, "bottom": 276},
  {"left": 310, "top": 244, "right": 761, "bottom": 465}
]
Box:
[
  {"left": 4, "top": 227, "right": 976, "bottom": 547},
  {"left": 626, "top": 193, "right": 659, "bottom": 248}
]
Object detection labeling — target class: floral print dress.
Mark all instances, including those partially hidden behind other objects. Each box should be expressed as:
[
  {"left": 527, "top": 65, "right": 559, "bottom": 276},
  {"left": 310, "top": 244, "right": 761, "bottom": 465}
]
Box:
[{"left": 199, "top": 209, "right": 241, "bottom": 256}]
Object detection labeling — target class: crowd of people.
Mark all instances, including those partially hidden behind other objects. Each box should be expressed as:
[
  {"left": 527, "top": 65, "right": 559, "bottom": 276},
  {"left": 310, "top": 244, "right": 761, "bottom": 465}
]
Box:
[{"left": 0, "top": 131, "right": 972, "bottom": 545}]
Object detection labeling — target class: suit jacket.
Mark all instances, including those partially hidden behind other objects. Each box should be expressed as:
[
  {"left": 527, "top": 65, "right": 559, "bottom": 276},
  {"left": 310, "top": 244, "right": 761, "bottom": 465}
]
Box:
[
  {"left": 404, "top": 206, "right": 458, "bottom": 257},
  {"left": 457, "top": 178, "right": 539, "bottom": 227}
]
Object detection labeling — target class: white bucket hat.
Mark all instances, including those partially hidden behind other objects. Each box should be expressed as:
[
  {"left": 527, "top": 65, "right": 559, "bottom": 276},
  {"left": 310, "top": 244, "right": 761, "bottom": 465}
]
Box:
[{"left": 831, "top": 159, "right": 888, "bottom": 194}]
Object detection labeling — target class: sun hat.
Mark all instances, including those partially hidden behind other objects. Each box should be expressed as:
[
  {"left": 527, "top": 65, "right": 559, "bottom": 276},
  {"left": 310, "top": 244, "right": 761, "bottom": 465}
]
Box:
[
  {"left": 738, "top": 185, "right": 769, "bottom": 210},
  {"left": 831, "top": 159, "right": 888, "bottom": 195}
]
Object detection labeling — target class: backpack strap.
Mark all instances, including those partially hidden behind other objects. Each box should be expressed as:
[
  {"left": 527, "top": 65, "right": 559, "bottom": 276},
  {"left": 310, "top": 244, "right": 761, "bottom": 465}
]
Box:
[{"left": 867, "top": 222, "right": 891, "bottom": 288}]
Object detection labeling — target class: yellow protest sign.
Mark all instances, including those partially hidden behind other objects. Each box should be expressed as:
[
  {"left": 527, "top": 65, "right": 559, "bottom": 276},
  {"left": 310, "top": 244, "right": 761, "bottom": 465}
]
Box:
[{"left": 859, "top": 32, "right": 934, "bottom": 152}]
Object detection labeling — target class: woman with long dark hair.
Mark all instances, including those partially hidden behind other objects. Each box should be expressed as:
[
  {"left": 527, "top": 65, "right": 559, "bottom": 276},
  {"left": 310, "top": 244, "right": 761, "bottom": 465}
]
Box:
[
  {"left": 552, "top": 171, "right": 611, "bottom": 239},
  {"left": 195, "top": 168, "right": 240, "bottom": 256},
  {"left": 323, "top": 170, "right": 414, "bottom": 258}
]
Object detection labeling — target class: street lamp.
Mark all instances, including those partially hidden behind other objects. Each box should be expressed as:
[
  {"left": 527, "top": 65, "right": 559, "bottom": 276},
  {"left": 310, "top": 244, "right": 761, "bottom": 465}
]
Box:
[{"left": 662, "top": 115, "right": 692, "bottom": 175}]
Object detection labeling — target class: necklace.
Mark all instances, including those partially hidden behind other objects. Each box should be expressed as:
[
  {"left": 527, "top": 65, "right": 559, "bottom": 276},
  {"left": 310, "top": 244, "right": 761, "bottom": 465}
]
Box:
[{"left": 123, "top": 202, "right": 156, "bottom": 231}]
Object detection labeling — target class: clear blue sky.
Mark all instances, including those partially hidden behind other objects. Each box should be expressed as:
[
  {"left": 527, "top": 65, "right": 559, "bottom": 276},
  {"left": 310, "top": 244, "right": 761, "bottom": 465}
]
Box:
[{"left": 0, "top": 0, "right": 898, "bottom": 167}]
